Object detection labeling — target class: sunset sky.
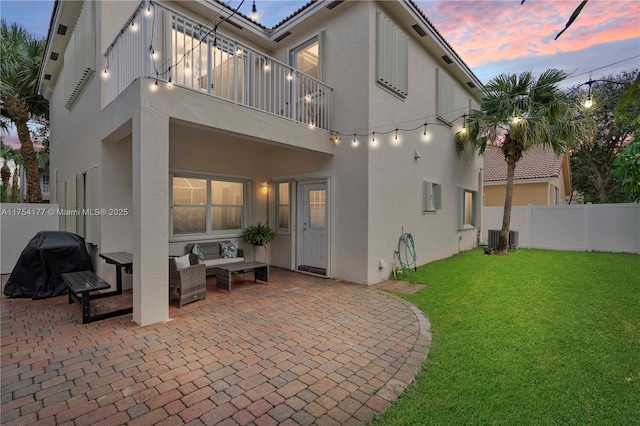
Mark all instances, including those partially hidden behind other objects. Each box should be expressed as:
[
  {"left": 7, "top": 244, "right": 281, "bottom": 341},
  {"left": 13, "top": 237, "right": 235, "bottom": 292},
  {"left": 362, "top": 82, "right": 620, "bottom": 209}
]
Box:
[{"left": 1, "top": 0, "right": 639, "bottom": 146}]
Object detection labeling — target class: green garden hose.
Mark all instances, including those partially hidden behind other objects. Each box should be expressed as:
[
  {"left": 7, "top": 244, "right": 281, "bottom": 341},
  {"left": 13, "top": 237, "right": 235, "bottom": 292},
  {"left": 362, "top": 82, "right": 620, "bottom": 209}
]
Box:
[{"left": 397, "top": 233, "right": 417, "bottom": 272}]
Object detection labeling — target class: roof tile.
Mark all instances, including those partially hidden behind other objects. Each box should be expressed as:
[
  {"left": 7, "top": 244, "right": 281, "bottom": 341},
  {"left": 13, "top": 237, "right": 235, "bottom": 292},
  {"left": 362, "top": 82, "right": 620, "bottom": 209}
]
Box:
[{"left": 483, "top": 146, "right": 564, "bottom": 182}]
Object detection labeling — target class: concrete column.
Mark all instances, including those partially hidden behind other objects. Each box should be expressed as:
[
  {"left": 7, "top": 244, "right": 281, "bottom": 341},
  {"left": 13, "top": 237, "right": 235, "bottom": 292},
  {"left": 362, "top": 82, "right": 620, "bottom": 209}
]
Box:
[{"left": 131, "top": 83, "right": 170, "bottom": 326}]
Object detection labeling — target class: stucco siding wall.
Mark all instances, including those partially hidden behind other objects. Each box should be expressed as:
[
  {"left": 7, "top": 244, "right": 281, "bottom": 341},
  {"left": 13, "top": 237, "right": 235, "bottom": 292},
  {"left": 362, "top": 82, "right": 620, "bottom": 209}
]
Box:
[
  {"left": 484, "top": 182, "right": 551, "bottom": 206},
  {"left": 365, "top": 4, "right": 481, "bottom": 283}
]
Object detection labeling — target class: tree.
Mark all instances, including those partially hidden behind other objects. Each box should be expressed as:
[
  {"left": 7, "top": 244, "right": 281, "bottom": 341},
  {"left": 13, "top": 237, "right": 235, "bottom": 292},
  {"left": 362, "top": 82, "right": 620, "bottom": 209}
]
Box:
[
  {"left": 456, "top": 69, "right": 594, "bottom": 254},
  {"left": 568, "top": 71, "right": 639, "bottom": 203},
  {"left": 613, "top": 139, "right": 640, "bottom": 203},
  {"left": 0, "top": 139, "right": 22, "bottom": 202},
  {"left": 0, "top": 20, "right": 48, "bottom": 203},
  {"left": 611, "top": 74, "right": 640, "bottom": 203}
]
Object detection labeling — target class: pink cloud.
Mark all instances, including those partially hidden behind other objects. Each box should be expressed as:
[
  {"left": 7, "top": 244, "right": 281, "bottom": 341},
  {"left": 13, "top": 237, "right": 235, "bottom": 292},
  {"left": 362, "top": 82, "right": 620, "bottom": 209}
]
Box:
[{"left": 416, "top": 0, "right": 640, "bottom": 68}]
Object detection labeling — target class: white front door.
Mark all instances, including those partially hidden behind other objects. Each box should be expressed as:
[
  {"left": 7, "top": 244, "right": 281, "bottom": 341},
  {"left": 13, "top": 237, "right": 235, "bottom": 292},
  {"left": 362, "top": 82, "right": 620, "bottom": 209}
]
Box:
[{"left": 298, "top": 181, "right": 327, "bottom": 271}]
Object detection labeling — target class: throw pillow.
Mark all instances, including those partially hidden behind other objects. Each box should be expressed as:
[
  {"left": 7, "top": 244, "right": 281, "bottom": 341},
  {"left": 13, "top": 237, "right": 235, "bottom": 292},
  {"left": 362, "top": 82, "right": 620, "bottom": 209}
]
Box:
[
  {"left": 220, "top": 241, "right": 238, "bottom": 259},
  {"left": 191, "top": 244, "right": 205, "bottom": 263},
  {"left": 174, "top": 253, "right": 191, "bottom": 270}
]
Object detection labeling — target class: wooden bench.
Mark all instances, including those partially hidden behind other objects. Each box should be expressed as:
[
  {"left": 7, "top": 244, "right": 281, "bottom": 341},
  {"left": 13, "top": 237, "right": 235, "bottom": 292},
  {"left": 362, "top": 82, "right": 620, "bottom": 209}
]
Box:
[{"left": 62, "top": 270, "right": 133, "bottom": 324}]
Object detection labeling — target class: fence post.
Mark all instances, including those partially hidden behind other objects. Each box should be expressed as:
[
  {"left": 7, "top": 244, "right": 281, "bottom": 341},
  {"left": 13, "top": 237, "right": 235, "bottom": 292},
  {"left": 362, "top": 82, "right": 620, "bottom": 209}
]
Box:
[
  {"left": 527, "top": 204, "right": 533, "bottom": 249},
  {"left": 585, "top": 202, "right": 592, "bottom": 251}
]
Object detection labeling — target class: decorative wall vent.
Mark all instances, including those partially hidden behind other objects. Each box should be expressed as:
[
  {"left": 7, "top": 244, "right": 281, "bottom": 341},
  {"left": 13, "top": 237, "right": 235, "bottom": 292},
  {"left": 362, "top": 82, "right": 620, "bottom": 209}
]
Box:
[
  {"left": 412, "top": 24, "right": 427, "bottom": 37},
  {"left": 274, "top": 31, "right": 291, "bottom": 42},
  {"left": 65, "top": 68, "right": 95, "bottom": 110}
]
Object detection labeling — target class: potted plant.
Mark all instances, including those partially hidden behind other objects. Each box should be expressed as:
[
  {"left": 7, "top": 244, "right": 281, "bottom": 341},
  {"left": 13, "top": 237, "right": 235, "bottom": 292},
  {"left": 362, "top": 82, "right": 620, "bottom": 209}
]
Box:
[{"left": 240, "top": 222, "right": 276, "bottom": 262}]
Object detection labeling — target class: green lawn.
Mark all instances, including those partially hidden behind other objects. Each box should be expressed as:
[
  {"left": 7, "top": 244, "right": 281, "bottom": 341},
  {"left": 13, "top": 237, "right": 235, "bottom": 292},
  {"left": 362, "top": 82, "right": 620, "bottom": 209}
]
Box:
[{"left": 374, "top": 249, "right": 640, "bottom": 425}]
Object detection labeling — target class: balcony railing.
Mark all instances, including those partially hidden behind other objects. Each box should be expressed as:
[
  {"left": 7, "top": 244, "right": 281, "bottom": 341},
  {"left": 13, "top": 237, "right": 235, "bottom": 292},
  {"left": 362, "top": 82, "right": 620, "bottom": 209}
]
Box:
[{"left": 103, "top": 1, "right": 332, "bottom": 131}]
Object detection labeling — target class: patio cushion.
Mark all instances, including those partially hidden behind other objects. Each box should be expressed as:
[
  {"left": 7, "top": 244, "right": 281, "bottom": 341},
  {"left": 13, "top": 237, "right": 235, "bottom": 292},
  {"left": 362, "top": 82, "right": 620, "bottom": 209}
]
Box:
[
  {"left": 220, "top": 241, "right": 238, "bottom": 258},
  {"left": 191, "top": 244, "right": 205, "bottom": 262},
  {"left": 175, "top": 254, "right": 191, "bottom": 270},
  {"left": 202, "top": 257, "right": 245, "bottom": 268}
]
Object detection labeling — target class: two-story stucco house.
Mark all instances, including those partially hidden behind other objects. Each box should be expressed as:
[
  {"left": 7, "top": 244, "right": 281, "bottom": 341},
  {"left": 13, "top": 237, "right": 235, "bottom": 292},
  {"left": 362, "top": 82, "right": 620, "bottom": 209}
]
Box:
[{"left": 38, "top": 0, "right": 484, "bottom": 325}]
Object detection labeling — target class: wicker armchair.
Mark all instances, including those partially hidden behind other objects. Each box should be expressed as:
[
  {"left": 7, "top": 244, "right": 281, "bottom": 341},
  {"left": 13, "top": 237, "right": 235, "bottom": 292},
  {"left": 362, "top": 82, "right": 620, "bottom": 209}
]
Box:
[{"left": 169, "top": 254, "right": 206, "bottom": 307}]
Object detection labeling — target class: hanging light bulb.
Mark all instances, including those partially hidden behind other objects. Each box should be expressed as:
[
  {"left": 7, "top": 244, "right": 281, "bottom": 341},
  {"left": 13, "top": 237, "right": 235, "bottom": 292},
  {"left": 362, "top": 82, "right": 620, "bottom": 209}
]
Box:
[
  {"left": 423, "top": 123, "right": 428, "bottom": 137},
  {"left": 584, "top": 82, "right": 593, "bottom": 108},
  {"left": 460, "top": 114, "right": 467, "bottom": 134},
  {"left": 353, "top": 134, "right": 358, "bottom": 146},
  {"left": 145, "top": 4, "right": 152, "bottom": 17},
  {"left": 584, "top": 74, "right": 594, "bottom": 108},
  {"left": 395, "top": 129, "right": 398, "bottom": 140},
  {"left": 131, "top": 19, "right": 137, "bottom": 32},
  {"left": 185, "top": 55, "right": 191, "bottom": 75},
  {"left": 102, "top": 56, "right": 110, "bottom": 79},
  {"left": 251, "top": 0, "right": 258, "bottom": 22}
]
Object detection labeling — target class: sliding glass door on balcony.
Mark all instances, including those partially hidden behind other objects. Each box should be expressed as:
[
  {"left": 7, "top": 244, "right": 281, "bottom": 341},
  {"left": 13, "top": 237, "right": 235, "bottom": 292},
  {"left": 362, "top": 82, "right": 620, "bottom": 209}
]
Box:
[{"left": 171, "top": 26, "right": 247, "bottom": 103}]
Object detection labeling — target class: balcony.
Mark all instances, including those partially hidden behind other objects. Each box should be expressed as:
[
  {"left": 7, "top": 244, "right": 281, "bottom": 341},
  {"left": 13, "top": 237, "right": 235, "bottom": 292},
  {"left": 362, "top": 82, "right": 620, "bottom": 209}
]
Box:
[{"left": 103, "top": 1, "right": 332, "bottom": 131}]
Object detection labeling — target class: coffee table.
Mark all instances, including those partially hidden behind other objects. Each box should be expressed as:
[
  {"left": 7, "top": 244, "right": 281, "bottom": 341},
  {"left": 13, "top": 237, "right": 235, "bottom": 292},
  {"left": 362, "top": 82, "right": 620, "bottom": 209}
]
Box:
[{"left": 216, "top": 261, "right": 269, "bottom": 292}]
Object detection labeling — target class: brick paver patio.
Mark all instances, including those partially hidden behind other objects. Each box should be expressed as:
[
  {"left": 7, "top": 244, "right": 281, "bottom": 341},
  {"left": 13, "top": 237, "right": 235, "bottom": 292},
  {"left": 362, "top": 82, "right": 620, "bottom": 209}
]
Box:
[{"left": 1, "top": 268, "right": 431, "bottom": 425}]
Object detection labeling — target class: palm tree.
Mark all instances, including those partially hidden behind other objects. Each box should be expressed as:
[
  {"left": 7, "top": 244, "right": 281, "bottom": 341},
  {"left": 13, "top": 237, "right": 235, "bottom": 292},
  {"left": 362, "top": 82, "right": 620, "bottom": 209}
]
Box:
[
  {"left": 0, "top": 20, "right": 48, "bottom": 203},
  {"left": 0, "top": 139, "right": 22, "bottom": 202},
  {"left": 456, "top": 69, "right": 594, "bottom": 254}
]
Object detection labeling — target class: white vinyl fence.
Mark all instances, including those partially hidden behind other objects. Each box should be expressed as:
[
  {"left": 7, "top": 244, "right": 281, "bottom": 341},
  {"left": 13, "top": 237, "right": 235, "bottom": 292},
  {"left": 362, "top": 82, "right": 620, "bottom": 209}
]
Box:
[
  {"left": 1, "top": 203, "right": 60, "bottom": 274},
  {"left": 483, "top": 203, "right": 640, "bottom": 254}
]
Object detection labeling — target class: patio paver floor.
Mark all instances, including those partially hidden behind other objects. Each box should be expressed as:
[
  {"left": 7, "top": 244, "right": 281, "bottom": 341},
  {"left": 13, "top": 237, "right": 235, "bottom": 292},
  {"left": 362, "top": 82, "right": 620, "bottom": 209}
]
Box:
[{"left": 1, "top": 267, "right": 431, "bottom": 425}]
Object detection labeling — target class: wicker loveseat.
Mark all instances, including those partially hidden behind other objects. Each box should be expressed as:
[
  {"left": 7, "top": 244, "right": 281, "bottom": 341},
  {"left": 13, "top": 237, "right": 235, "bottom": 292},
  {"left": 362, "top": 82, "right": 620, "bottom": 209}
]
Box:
[
  {"left": 169, "top": 254, "right": 206, "bottom": 307},
  {"left": 186, "top": 241, "right": 245, "bottom": 276}
]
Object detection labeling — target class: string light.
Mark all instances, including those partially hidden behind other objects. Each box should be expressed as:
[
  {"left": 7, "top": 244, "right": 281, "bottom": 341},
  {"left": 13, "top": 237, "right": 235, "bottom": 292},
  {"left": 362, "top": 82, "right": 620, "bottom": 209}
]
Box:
[
  {"left": 584, "top": 81, "right": 593, "bottom": 108},
  {"left": 251, "top": 0, "right": 258, "bottom": 22},
  {"left": 102, "top": 56, "right": 110, "bottom": 79},
  {"left": 145, "top": 3, "right": 153, "bottom": 16}
]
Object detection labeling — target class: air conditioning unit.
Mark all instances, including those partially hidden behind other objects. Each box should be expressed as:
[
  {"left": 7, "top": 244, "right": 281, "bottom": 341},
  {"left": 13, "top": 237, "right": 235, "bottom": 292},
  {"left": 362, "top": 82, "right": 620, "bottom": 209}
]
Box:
[{"left": 488, "top": 230, "right": 519, "bottom": 250}]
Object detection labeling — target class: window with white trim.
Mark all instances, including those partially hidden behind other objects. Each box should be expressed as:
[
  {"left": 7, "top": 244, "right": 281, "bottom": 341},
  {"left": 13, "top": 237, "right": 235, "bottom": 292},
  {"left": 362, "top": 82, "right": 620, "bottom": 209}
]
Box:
[
  {"left": 423, "top": 180, "right": 441, "bottom": 212},
  {"left": 171, "top": 175, "right": 246, "bottom": 237},
  {"left": 291, "top": 37, "right": 320, "bottom": 80},
  {"left": 276, "top": 182, "right": 290, "bottom": 233},
  {"left": 376, "top": 10, "right": 408, "bottom": 97},
  {"left": 459, "top": 188, "right": 477, "bottom": 228}
]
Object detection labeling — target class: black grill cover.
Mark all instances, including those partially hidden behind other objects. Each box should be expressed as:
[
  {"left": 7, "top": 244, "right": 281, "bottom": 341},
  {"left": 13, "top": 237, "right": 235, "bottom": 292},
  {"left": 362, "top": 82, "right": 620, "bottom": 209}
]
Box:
[{"left": 3, "top": 231, "right": 93, "bottom": 299}]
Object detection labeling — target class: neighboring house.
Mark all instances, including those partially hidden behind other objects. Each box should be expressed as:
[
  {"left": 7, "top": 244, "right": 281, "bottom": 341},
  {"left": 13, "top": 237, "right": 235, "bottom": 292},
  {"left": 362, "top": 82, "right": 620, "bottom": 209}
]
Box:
[
  {"left": 38, "top": 0, "right": 484, "bottom": 325},
  {"left": 483, "top": 146, "right": 571, "bottom": 206}
]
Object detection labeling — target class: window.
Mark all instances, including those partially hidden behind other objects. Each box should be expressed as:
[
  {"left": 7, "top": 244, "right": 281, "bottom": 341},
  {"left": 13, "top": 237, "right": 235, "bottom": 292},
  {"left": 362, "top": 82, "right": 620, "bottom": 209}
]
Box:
[
  {"left": 171, "top": 26, "right": 247, "bottom": 102},
  {"left": 41, "top": 174, "right": 50, "bottom": 193},
  {"left": 552, "top": 185, "right": 560, "bottom": 205},
  {"left": 376, "top": 10, "right": 408, "bottom": 97},
  {"left": 276, "top": 182, "right": 290, "bottom": 233},
  {"left": 423, "top": 181, "right": 441, "bottom": 212},
  {"left": 459, "top": 188, "right": 477, "bottom": 228},
  {"left": 291, "top": 37, "right": 320, "bottom": 80},
  {"left": 171, "top": 175, "right": 246, "bottom": 237},
  {"left": 309, "top": 190, "right": 326, "bottom": 228}
]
